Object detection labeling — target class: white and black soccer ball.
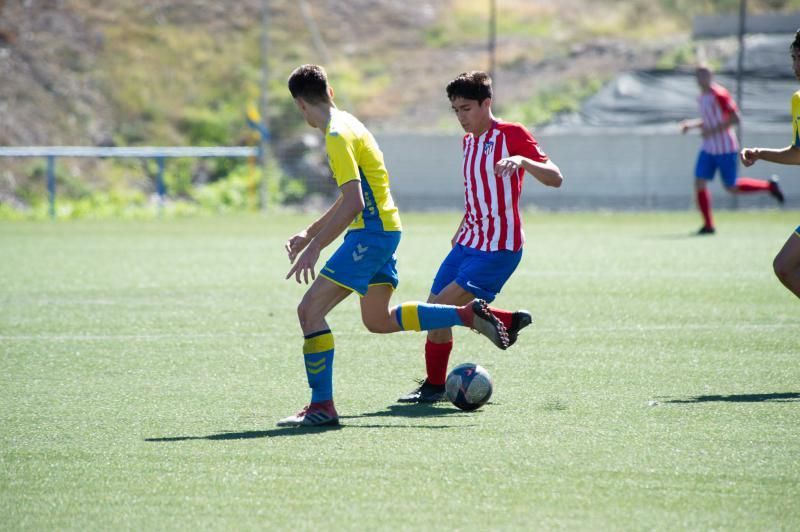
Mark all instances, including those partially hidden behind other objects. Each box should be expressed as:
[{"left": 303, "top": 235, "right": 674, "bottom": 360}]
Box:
[{"left": 445, "top": 363, "right": 493, "bottom": 411}]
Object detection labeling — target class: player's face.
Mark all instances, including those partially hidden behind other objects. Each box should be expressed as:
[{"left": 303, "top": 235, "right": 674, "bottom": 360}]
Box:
[
  {"left": 451, "top": 96, "right": 491, "bottom": 135},
  {"left": 695, "top": 69, "right": 712, "bottom": 90},
  {"left": 792, "top": 48, "right": 800, "bottom": 81}
]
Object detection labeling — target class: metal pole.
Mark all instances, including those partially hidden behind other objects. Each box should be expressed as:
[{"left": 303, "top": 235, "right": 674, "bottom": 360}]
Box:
[
  {"left": 298, "top": 0, "right": 354, "bottom": 111},
  {"left": 155, "top": 156, "right": 166, "bottom": 216},
  {"left": 259, "top": 0, "right": 270, "bottom": 213},
  {"left": 735, "top": 0, "right": 746, "bottom": 143},
  {"left": 730, "top": 0, "right": 747, "bottom": 211},
  {"left": 46, "top": 155, "right": 55, "bottom": 219},
  {"left": 488, "top": 0, "right": 496, "bottom": 83},
  {"left": 299, "top": 0, "right": 331, "bottom": 66}
]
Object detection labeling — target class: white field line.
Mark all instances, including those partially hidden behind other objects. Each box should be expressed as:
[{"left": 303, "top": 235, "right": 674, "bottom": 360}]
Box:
[{"left": 0, "top": 322, "right": 795, "bottom": 341}]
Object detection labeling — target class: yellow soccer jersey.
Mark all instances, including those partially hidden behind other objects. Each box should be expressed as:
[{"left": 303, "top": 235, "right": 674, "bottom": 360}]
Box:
[
  {"left": 325, "top": 109, "right": 402, "bottom": 232},
  {"left": 793, "top": 91, "right": 800, "bottom": 147}
]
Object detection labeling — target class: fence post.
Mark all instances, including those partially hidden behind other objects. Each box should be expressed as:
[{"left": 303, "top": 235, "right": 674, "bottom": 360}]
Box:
[
  {"left": 155, "top": 156, "right": 166, "bottom": 215},
  {"left": 47, "top": 155, "right": 56, "bottom": 219}
]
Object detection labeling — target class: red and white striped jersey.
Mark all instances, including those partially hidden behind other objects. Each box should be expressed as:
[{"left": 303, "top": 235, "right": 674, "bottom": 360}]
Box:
[
  {"left": 455, "top": 120, "right": 548, "bottom": 252},
  {"left": 698, "top": 83, "right": 739, "bottom": 155}
]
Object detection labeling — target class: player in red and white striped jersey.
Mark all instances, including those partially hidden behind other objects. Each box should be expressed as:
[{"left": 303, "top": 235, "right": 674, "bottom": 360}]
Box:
[
  {"left": 399, "top": 71, "right": 563, "bottom": 404},
  {"left": 680, "top": 66, "right": 783, "bottom": 235},
  {"left": 455, "top": 113, "right": 549, "bottom": 252}
]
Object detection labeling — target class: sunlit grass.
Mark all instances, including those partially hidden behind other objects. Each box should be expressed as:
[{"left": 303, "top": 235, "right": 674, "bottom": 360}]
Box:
[{"left": 1, "top": 211, "right": 798, "bottom": 529}]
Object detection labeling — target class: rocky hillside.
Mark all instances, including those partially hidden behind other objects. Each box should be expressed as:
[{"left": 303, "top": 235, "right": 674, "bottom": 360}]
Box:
[
  {"left": 1, "top": 0, "right": 797, "bottom": 210},
  {"left": 1, "top": 0, "right": 769, "bottom": 145}
]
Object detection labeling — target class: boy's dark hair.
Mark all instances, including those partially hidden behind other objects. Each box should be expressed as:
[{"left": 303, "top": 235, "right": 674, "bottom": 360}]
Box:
[
  {"left": 288, "top": 64, "right": 331, "bottom": 104},
  {"left": 792, "top": 29, "right": 800, "bottom": 51},
  {"left": 446, "top": 71, "right": 492, "bottom": 104}
]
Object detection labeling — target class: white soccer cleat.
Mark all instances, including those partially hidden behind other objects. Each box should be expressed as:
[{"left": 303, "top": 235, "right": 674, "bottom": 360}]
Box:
[{"left": 276, "top": 401, "right": 339, "bottom": 427}]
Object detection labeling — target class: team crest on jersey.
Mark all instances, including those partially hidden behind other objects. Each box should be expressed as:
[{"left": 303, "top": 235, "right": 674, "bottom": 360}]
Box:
[{"left": 483, "top": 140, "right": 494, "bottom": 155}]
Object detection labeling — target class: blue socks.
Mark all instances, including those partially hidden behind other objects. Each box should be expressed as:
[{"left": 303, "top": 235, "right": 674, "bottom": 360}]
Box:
[
  {"left": 393, "top": 302, "right": 464, "bottom": 331},
  {"left": 303, "top": 329, "right": 334, "bottom": 403},
  {"left": 302, "top": 305, "right": 467, "bottom": 402}
]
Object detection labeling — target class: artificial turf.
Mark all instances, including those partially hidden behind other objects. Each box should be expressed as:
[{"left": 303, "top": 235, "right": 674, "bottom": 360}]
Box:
[{"left": 1, "top": 211, "right": 797, "bottom": 530}]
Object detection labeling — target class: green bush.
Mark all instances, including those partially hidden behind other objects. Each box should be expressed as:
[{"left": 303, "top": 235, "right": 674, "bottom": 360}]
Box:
[{"left": 499, "top": 78, "right": 605, "bottom": 126}]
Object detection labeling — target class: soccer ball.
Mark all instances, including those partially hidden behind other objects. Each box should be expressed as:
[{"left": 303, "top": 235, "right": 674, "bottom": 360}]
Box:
[{"left": 445, "top": 363, "right": 493, "bottom": 411}]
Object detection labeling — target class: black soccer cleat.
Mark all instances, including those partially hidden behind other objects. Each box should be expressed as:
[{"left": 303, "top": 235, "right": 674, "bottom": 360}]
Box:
[
  {"left": 696, "top": 225, "right": 716, "bottom": 235},
  {"left": 397, "top": 379, "right": 446, "bottom": 403},
  {"left": 469, "top": 299, "right": 510, "bottom": 350},
  {"left": 507, "top": 310, "right": 533, "bottom": 347},
  {"left": 769, "top": 175, "right": 785, "bottom": 205}
]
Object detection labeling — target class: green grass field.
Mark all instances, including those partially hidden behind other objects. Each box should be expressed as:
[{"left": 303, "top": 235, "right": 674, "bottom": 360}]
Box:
[{"left": 1, "top": 211, "right": 798, "bottom": 530}]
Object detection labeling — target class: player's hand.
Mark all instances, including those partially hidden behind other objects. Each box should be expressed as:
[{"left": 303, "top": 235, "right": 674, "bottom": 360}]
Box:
[
  {"left": 495, "top": 156, "right": 523, "bottom": 178},
  {"left": 679, "top": 120, "right": 692, "bottom": 134},
  {"left": 286, "top": 241, "right": 320, "bottom": 284},
  {"left": 740, "top": 148, "right": 758, "bottom": 167},
  {"left": 285, "top": 230, "right": 310, "bottom": 262}
]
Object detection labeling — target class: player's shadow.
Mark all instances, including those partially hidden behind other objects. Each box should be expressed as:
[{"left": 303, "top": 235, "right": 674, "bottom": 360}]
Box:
[
  {"left": 145, "top": 405, "right": 468, "bottom": 442},
  {"left": 145, "top": 425, "right": 345, "bottom": 441},
  {"left": 144, "top": 405, "right": 465, "bottom": 443},
  {"left": 647, "top": 233, "right": 699, "bottom": 240},
  {"left": 661, "top": 392, "right": 800, "bottom": 404},
  {"left": 145, "top": 422, "right": 461, "bottom": 442},
  {"left": 340, "top": 403, "right": 470, "bottom": 420}
]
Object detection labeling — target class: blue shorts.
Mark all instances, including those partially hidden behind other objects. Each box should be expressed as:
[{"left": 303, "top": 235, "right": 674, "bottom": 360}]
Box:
[
  {"left": 320, "top": 230, "right": 401, "bottom": 297},
  {"left": 695, "top": 151, "right": 738, "bottom": 187},
  {"left": 430, "top": 244, "right": 523, "bottom": 303}
]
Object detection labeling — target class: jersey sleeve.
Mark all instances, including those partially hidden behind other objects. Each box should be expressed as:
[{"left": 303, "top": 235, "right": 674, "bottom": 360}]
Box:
[
  {"left": 505, "top": 123, "right": 548, "bottom": 163},
  {"left": 792, "top": 92, "right": 800, "bottom": 147},
  {"left": 326, "top": 132, "right": 360, "bottom": 187},
  {"left": 712, "top": 85, "right": 739, "bottom": 116}
]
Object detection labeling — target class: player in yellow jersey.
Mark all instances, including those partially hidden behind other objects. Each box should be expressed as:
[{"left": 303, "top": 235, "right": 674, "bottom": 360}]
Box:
[
  {"left": 740, "top": 30, "right": 800, "bottom": 298},
  {"left": 277, "top": 65, "right": 521, "bottom": 427}
]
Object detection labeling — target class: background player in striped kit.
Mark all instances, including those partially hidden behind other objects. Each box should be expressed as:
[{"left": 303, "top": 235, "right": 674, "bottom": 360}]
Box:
[
  {"left": 398, "top": 71, "right": 564, "bottom": 404},
  {"left": 680, "top": 65, "right": 784, "bottom": 235}
]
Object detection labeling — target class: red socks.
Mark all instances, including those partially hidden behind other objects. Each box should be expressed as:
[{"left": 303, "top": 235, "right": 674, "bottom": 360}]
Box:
[
  {"left": 734, "top": 177, "right": 770, "bottom": 193},
  {"left": 425, "top": 339, "right": 453, "bottom": 385},
  {"left": 696, "top": 188, "right": 714, "bottom": 229},
  {"left": 697, "top": 178, "right": 771, "bottom": 229},
  {"left": 454, "top": 306, "right": 471, "bottom": 327}
]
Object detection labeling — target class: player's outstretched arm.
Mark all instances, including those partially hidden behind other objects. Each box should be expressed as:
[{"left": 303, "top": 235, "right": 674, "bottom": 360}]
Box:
[
  {"left": 495, "top": 156, "right": 563, "bottom": 188},
  {"left": 741, "top": 145, "right": 800, "bottom": 167},
  {"left": 307, "top": 180, "right": 364, "bottom": 250},
  {"left": 702, "top": 111, "right": 739, "bottom": 138},
  {"left": 286, "top": 180, "right": 364, "bottom": 284},
  {"left": 285, "top": 195, "right": 344, "bottom": 262},
  {"left": 680, "top": 118, "right": 704, "bottom": 134},
  {"left": 522, "top": 157, "right": 563, "bottom": 187}
]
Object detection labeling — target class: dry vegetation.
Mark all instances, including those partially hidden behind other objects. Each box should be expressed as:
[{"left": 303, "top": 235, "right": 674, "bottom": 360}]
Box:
[{"left": 0, "top": 0, "right": 797, "bottom": 210}]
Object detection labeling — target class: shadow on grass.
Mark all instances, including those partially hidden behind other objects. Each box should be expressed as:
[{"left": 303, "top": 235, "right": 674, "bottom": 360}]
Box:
[
  {"left": 146, "top": 426, "right": 344, "bottom": 441},
  {"left": 646, "top": 233, "right": 699, "bottom": 240},
  {"left": 145, "top": 404, "right": 472, "bottom": 442},
  {"left": 662, "top": 392, "right": 800, "bottom": 404},
  {"left": 340, "top": 403, "right": 470, "bottom": 419}
]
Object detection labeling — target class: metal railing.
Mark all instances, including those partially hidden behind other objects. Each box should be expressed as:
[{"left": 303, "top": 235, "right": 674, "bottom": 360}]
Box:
[{"left": 0, "top": 146, "right": 260, "bottom": 218}]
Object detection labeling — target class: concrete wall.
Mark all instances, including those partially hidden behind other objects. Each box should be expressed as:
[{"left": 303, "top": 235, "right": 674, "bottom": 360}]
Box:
[
  {"left": 693, "top": 12, "right": 800, "bottom": 38},
  {"left": 375, "top": 128, "right": 799, "bottom": 211}
]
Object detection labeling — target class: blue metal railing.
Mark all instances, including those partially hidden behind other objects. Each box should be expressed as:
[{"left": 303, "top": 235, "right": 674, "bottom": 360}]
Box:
[{"left": 0, "top": 146, "right": 260, "bottom": 218}]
